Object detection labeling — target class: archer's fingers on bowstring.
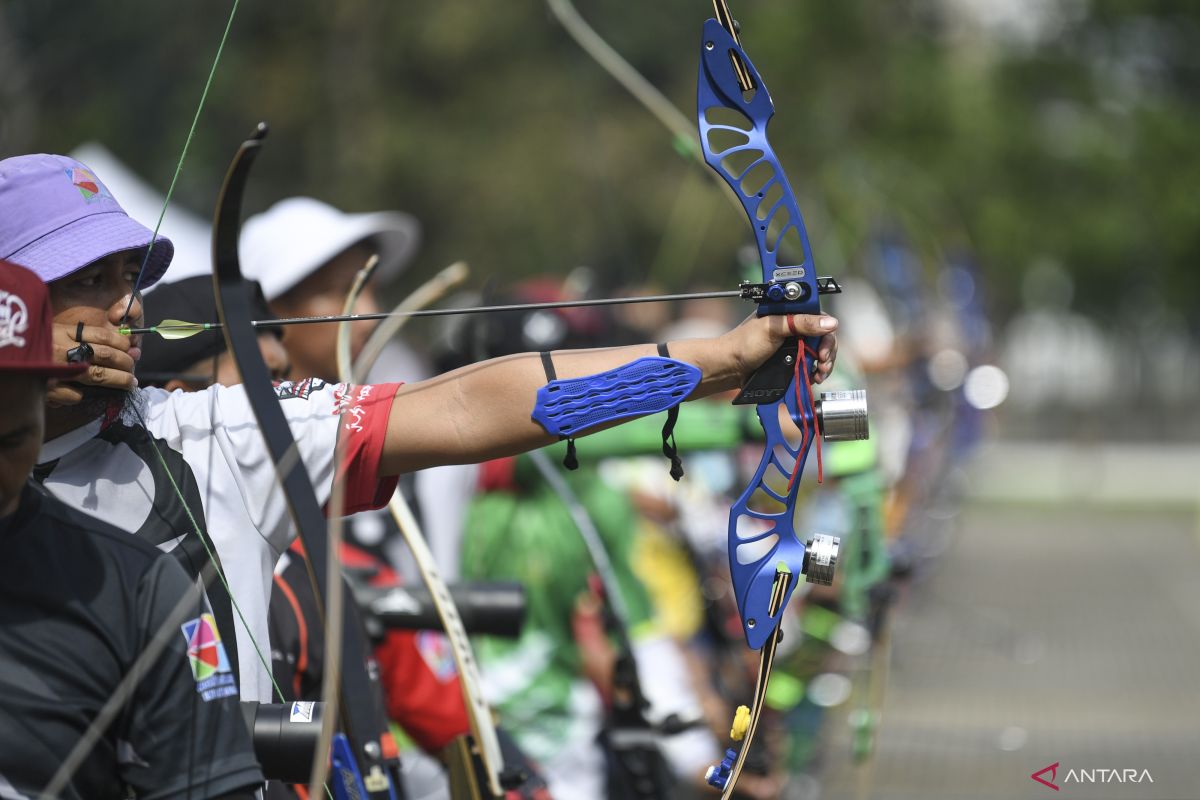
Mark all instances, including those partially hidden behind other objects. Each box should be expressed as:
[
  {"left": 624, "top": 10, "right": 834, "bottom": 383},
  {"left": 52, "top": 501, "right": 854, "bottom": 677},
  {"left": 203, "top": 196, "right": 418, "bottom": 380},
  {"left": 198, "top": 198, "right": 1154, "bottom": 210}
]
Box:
[
  {"left": 51, "top": 323, "right": 138, "bottom": 390},
  {"left": 52, "top": 322, "right": 134, "bottom": 365}
]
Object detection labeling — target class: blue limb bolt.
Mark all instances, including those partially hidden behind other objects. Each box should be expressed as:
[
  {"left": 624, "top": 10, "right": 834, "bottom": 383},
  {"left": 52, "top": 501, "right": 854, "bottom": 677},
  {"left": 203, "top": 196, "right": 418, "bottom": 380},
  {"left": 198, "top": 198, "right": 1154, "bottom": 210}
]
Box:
[
  {"left": 705, "top": 748, "right": 739, "bottom": 790},
  {"left": 766, "top": 282, "right": 786, "bottom": 302}
]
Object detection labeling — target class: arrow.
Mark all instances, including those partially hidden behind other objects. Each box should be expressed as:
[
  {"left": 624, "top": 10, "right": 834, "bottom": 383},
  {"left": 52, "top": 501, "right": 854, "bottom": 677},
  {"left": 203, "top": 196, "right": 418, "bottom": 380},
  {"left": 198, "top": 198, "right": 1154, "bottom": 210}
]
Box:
[
  {"left": 122, "top": 277, "right": 845, "bottom": 340},
  {"left": 118, "top": 288, "right": 746, "bottom": 338}
]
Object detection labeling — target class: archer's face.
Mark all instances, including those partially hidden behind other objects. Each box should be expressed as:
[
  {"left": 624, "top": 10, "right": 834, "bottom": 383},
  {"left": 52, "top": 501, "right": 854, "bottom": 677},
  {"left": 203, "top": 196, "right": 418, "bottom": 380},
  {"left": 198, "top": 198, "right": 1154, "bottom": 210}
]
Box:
[
  {"left": 0, "top": 374, "right": 46, "bottom": 517},
  {"left": 50, "top": 250, "right": 146, "bottom": 339},
  {"left": 269, "top": 245, "right": 379, "bottom": 381}
]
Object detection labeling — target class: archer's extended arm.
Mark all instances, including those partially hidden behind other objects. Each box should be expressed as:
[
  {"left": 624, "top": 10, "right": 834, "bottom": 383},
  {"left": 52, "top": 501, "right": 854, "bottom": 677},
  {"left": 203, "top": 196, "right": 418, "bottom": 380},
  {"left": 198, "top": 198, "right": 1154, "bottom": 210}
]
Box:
[{"left": 379, "top": 311, "right": 836, "bottom": 475}]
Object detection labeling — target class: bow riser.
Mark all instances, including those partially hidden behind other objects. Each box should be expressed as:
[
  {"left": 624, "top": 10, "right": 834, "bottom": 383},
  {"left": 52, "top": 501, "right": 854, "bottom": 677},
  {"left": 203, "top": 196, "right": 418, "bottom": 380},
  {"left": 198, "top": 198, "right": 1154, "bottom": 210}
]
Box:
[
  {"left": 728, "top": 380, "right": 812, "bottom": 650},
  {"left": 698, "top": 19, "right": 820, "bottom": 317},
  {"left": 698, "top": 17, "right": 823, "bottom": 650}
]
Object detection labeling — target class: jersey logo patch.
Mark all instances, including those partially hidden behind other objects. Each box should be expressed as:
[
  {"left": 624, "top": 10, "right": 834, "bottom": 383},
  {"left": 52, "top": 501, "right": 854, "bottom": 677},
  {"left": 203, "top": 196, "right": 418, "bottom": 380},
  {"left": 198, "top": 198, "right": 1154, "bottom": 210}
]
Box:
[
  {"left": 274, "top": 378, "right": 325, "bottom": 400},
  {"left": 181, "top": 613, "right": 238, "bottom": 701}
]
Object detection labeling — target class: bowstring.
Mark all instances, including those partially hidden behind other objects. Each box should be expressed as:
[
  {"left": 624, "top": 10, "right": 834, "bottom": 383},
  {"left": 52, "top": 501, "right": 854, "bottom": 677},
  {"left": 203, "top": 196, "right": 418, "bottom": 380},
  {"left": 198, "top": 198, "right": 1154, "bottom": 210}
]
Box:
[
  {"left": 119, "top": 0, "right": 290, "bottom": 702},
  {"left": 120, "top": 0, "right": 294, "bottom": 705},
  {"left": 59, "top": 0, "right": 317, "bottom": 793},
  {"left": 136, "top": 412, "right": 289, "bottom": 704},
  {"left": 120, "top": 0, "right": 243, "bottom": 324}
]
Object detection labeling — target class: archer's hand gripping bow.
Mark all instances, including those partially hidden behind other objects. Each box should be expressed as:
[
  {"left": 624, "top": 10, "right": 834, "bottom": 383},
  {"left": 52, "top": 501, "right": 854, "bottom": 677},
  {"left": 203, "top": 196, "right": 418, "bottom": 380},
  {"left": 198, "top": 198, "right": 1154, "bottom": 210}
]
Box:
[{"left": 697, "top": 5, "right": 870, "bottom": 794}]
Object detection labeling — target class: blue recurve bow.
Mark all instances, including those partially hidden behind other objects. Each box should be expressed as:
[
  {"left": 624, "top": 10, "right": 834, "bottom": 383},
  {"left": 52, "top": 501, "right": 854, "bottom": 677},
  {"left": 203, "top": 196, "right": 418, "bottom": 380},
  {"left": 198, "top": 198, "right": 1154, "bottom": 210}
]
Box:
[{"left": 696, "top": 3, "right": 869, "bottom": 795}]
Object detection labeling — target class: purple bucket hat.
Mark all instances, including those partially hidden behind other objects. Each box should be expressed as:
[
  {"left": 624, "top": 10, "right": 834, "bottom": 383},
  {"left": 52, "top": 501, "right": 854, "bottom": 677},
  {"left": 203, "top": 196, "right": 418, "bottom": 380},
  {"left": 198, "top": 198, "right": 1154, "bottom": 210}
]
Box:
[{"left": 0, "top": 153, "right": 173, "bottom": 287}]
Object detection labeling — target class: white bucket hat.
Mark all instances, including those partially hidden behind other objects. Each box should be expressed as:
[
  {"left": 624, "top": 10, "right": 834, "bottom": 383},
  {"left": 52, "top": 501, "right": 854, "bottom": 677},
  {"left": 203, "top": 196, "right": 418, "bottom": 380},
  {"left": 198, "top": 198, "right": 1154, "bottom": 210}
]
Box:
[{"left": 239, "top": 197, "right": 420, "bottom": 301}]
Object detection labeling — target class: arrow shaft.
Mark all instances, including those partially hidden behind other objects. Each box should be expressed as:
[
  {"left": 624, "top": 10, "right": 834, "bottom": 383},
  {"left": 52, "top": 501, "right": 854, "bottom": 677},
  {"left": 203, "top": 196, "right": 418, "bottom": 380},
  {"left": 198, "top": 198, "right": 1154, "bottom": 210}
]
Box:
[{"left": 125, "top": 288, "right": 744, "bottom": 336}]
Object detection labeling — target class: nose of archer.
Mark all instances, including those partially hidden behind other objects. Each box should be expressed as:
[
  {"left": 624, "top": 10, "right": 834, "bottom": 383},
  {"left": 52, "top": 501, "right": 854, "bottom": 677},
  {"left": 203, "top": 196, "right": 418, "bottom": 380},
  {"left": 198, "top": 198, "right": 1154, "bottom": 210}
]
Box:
[{"left": 111, "top": 291, "right": 143, "bottom": 327}]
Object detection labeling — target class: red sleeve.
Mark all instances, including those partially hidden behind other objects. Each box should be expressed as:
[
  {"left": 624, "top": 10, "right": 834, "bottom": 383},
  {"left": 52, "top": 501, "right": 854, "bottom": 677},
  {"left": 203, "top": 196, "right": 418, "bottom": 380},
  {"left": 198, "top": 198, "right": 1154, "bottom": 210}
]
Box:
[
  {"left": 335, "top": 382, "right": 402, "bottom": 514},
  {"left": 376, "top": 629, "right": 471, "bottom": 753}
]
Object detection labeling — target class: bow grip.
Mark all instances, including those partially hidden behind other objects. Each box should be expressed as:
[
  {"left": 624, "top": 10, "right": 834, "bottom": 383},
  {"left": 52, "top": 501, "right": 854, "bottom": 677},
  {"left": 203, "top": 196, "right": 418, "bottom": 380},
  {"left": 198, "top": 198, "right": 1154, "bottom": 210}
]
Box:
[{"left": 732, "top": 337, "right": 821, "bottom": 406}]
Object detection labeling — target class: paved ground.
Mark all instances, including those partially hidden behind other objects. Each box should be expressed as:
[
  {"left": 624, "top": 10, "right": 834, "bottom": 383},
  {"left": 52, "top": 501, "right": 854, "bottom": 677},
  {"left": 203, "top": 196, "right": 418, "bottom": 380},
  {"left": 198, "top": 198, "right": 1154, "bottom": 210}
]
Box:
[
  {"left": 963, "top": 442, "right": 1200, "bottom": 509},
  {"left": 817, "top": 501, "right": 1200, "bottom": 800}
]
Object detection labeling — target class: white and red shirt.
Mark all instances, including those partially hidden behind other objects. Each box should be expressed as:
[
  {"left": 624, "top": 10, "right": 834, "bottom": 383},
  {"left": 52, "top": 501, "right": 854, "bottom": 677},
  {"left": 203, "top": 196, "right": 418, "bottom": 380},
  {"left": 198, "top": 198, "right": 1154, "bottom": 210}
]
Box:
[{"left": 34, "top": 378, "right": 400, "bottom": 702}]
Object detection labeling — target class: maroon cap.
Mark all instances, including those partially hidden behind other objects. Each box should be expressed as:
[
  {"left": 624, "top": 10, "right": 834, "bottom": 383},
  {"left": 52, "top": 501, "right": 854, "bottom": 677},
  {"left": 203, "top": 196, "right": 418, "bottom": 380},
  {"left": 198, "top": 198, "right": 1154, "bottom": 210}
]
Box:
[{"left": 0, "top": 259, "right": 87, "bottom": 377}]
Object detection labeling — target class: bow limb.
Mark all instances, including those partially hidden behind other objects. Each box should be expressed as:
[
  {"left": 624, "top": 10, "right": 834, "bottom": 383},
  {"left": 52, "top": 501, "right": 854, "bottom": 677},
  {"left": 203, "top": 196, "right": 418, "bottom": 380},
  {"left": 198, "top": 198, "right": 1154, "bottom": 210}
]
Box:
[
  {"left": 209, "top": 125, "right": 337, "bottom": 794},
  {"left": 211, "top": 125, "right": 397, "bottom": 798},
  {"left": 545, "top": 0, "right": 743, "bottom": 217},
  {"left": 335, "top": 254, "right": 381, "bottom": 385},
  {"left": 343, "top": 264, "right": 509, "bottom": 797},
  {"left": 526, "top": 450, "right": 631, "bottom": 635},
  {"left": 546, "top": 0, "right": 695, "bottom": 158},
  {"left": 350, "top": 260, "right": 469, "bottom": 385}
]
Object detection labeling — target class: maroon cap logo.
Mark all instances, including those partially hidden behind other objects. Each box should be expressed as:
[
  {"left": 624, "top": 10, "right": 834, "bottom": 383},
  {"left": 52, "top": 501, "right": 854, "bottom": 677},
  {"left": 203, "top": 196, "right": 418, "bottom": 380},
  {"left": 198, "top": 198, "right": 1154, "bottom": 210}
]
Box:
[{"left": 0, "top": 260, "right": 87, "bottom": 376}]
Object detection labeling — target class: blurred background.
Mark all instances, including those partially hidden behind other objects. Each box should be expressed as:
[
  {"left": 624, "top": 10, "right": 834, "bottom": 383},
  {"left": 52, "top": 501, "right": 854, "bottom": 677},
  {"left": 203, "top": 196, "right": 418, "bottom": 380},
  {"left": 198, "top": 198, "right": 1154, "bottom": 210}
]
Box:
[{"left": 3, "top": 1, "right": 1198, "bottom": 798}]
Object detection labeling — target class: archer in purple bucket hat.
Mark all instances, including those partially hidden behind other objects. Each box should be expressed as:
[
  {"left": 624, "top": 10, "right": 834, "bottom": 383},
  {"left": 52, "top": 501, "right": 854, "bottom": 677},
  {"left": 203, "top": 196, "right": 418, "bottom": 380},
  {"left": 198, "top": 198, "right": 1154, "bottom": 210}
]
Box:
[{"left": 0, "top": 154, "right": 173, "bottom": 287}]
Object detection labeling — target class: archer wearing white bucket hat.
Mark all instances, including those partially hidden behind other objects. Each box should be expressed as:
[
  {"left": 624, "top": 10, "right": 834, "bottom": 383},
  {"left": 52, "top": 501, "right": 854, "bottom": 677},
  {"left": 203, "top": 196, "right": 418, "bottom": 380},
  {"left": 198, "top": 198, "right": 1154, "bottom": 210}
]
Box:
[
  {"left": 239, "top": 197, "right": 421, "bottom": 380},
  {"left": 240, "top": 197, "right": 420, "bottom": 301}
]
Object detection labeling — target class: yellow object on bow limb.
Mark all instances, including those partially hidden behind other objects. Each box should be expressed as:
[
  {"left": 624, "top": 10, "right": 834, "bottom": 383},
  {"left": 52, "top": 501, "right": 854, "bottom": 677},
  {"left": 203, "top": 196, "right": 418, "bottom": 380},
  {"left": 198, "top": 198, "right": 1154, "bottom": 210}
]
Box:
[{"left": 717, "top": 566, "right": 792, "bottom": 800}]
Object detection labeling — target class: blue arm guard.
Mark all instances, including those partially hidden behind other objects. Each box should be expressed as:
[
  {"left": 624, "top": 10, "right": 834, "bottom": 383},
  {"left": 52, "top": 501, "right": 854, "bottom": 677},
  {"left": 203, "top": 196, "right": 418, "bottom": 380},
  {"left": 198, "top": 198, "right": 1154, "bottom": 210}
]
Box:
[{"left": 531, "top": 356, "right": 701, "bottom": 437}]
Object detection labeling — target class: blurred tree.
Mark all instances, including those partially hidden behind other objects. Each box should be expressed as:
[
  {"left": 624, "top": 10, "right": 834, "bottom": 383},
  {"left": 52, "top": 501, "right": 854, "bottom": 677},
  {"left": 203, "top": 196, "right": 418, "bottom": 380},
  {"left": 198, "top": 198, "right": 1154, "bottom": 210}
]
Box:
[{"left": 2, "top": 0, "right": 1197, "bottom": 324}]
